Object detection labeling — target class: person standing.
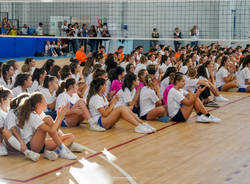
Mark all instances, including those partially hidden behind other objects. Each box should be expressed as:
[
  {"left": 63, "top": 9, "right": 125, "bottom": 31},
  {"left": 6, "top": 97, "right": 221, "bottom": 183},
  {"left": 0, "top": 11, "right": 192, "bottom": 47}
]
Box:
[
  {"left": 151, "top": 28, "right": 159, "bottom": 47},
  {"left": 190, "top": 25, "right": 199, "bottom": 48},
  {"left": 173, "top": 27, "right": 182, "bottom": 51}
]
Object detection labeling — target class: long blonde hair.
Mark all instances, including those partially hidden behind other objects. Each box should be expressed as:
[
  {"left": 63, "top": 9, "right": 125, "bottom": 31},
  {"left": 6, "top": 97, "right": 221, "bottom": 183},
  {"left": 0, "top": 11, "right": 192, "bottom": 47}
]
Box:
[{"left": 17, "top": 92, "right": 43, "bottom": 129}]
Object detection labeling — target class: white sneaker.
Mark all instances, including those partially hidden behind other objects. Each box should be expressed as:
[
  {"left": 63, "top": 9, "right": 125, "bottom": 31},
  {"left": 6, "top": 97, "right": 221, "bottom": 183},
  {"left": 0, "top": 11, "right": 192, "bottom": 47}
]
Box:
[
  {"left": 70, "top": 142, "right": 85, "bottom": 152},
  {"left": 0, "top": 144, "right": 8, "bottom": 156},
  {"left": 208, "top": 115, "right": 221, "bottom": 123},
  {"left": 215, "top": 95, "right": 229, "bottom": 102},
  {"left": 44, "top": 150, "right": 58, "bottom": 161},
  {"left": 24, "top": 150, "right": 40, "bottom": 162},
  {"left": 196, "top": 115, "right": 210, "bottom": 123},
  {"left": 135, "top": 124, "right": 153, "bottom": 134},
  {"left": 90, "top": 123, "right": 106, "bottom": 132},
  {"left": 142, "top": 122, "right": 156, "bottom": 132},
  {"left": 59, "top": 146, "right": 77, "bottom": 160}
]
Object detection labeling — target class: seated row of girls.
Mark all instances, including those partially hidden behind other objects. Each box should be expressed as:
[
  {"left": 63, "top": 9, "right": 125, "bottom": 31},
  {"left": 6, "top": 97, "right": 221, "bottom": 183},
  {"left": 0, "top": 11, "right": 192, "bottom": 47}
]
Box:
[{"left": 0, "top": 87, "right": 84, "bottom": 160}]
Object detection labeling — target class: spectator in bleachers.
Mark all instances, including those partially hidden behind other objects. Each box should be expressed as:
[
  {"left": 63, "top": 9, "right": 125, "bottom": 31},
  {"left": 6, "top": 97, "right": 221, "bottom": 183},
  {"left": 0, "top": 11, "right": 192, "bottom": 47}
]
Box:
[
  {"left": 36, "top": 22, "right": 43, "bottom": 36},
  {"left": 81, "top": 24, "right": 88, "bottom": 52},
  {"left": 96, "top": 24, "right": 104, "bottom": 50},
  {"left": 8, "top": 25, "right": 18, "bottom": 35},
  {"left": 1, "top": 24, "right": 8, "bottom": 35},
  {"left": 61, "top": 20, "right": 68, "bottom": 37},
  {"left": 173, "top": 27, "right": 182, "bottom": 51},
  {"left": 88, "top": 25, "right": 97, "bottom": 52},
  {"left": 72, "top": 23, "right": 80, "bottom": 52},
  {"left": 151, "top": 28, "right": 159, "bottom": 47},
  {"left": 190, "top": 25, "right": 199, "bottom": 48},
  {"left": 21, "top": 24, "right": 28, "bottom": 35},
  {"left": 102, "top": 26, "right": 111, "bottom": 54}
]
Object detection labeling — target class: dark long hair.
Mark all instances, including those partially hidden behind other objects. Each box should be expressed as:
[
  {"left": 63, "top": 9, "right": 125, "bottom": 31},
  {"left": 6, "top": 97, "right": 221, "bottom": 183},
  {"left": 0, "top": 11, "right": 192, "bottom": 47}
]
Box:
[
  {"left": 0, "top": 86, "right": 11, "bottom": 104},
  {"left": 56, "top": 78, "right": 76, "bottom": 97},
  {"left": 2, "top": 64, "right": 13, "bottom": 84},
  {"left": 197, "top": 65, "right": 208, "bottom": 79},
  {"left": 218, "top": 55, "right": 229, "bottom": 71},
  {"left": 122, "top": 73, "right": 136, "bottom": 91},
  {"left": 43, "top": 75, "right": 56, "bottom": 89},
  {"left": 161, "top": 67, "right": 177, "bottom": 81},
  {"left": 14, "top": 73, "right": 30, "bottom": 88},
  {"left": 87, "top": 78, "right": 106, "bottom": 107},
  {"left": 32, "top": 68, "right": 45, "bottom": 84},
  {"left": 42, "top": 59, "right": 55, "bottom": 74}
]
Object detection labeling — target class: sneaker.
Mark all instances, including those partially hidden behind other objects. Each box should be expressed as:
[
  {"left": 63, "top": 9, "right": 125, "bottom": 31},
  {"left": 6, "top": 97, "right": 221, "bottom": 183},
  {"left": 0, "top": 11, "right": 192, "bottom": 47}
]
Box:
[
  {"left": 215, "top": 95, "right": 229, "bottom": 102},
  {"left": 142, "top": 122, "right": 156, "bottom": 132},
  {"left": 70, "top": 142, "right": 85, "bottom": 152},
  {"left": 44, "top": 150, "right": 58, "bottom": 161},
  {"left": 208, "top": 115, "right": 221, "bottom": 123},
  {"left": 135, "top": 124, "right": 153, "bottom": 134},
  {"left": 204, "top": 101, "right": 220, "bottom": 107},
  {"left": 90, "top": 123, "right": 106, "bottom": 132},
  {"left": 0, "top": 144, "right": 8, "bottom": 156},
  {"left": 59, "top": 146, "right": 77, "bottom": 160},
  {"left": 24, "top": 150, "right": 40, "bottom": 162},
  {"left": 196, "top": 115, "right": 210, "bottom": 123}
]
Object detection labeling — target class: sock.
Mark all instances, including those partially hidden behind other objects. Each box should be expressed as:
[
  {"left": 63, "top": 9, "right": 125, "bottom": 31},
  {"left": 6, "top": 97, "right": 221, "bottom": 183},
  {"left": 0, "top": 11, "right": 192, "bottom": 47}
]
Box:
[
  {"left": 8, "top": 136, "right": 21, "bottom": 152},
  {"left": 53, "top": 149, "right": 59, "bottom": 154},
  {"left": 88, "top": 118, "right": 95, "bottom": 126},
  {"left": 197, "top": 112, "right": 202, "bottom": 116},
  {"left": 205, "top": 113, "right": 210, "bottom": 117}
]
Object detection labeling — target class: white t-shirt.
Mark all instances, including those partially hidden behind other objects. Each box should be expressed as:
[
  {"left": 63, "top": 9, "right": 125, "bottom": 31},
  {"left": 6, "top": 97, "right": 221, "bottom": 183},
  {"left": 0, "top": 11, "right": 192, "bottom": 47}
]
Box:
[
  {"left": 40, "top": 88, "right": 56, "bottom": 104},
  {"left": 0, "top": 108, "right": 7, "bottom": 129},
  {"left": 56, "top": 91, "right": 80, "bottom": 111},
  {"left": 71, "top": 73, "right": 80, "bottom": 83},
  {"left": 179, "top": 65, "right": 188, "bottom": 74},
  {"left": 29, "top": 80, "right": 43, "bottom": 93},
  {"left": 216, "top": 66, "right": 229, "bottom": 87},
  {"left": 167, "top": 87, "right": 187, "bottom": 118},
  {"left": 0, "top": 77, "right": 14, "bottom": 89},
  {"left": 36, "top": 26, "right": 43, "bottom": 36},
  {"left": 115, "top": 88, "right": 136, "bottom": 108},
  {"left": 159, "top": 63, "right": 168, "bottom": 74},
  {"left": 237, "top": 67, "right": 250, "bottom": 88},
  {"left": 120, "top": 62, "right": 128, "bottom": 71},
  {"left": 12, "top": 86, "right": 30, "bottom": 98},
  {"left": 85, "top": 73, "right": 93, "bottom": 86},
  {"left": 160, "top": 77, "right": 170, "bottom": 97},
  {"left": 135, "top": 63, "right": 146, "bottom": 75},
  {"left": 184, "top": 77, "right": 199, "bottom": 93},
  {"left": 89, "top": 94, "right": 109, "bottom": 122},
  {"left": 6, "top": 109, "right": 18, "bottom": 130},
  {"left": 19, "top": 112, "right": 45, "bottom": 144},
  {"left": 139, "top": 86, "right": 159, "bottom": 117}
]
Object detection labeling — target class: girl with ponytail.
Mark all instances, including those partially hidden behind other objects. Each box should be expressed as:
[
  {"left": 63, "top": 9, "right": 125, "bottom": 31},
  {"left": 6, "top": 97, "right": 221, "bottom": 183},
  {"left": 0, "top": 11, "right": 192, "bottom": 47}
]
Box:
[{"left": 87, "top": 78, "right": 155, "bottom": 134}]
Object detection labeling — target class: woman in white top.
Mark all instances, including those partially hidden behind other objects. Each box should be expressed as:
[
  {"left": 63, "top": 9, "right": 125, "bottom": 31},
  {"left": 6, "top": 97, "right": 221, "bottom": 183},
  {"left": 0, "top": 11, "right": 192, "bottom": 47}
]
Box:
[
  {"left": 87, "top": 78, "right": 155, "bottom": 134},
  {"left": 167, "top": 73, "right": 221, "bottom": 123},
  {"left": 2, "top": 93, "right": 40, "bottom": 161},
  {"left": 17, "top": 92, "right": 76, "bottom": 160},
  {"left": 24, "top": 58, "right": 36, "bottom": 75},
  {"left": 216, "top": 55, "right": 238, "bottom": 91},
  {"left": 236, "top": 55, "right": 250, "bottom": 92},
  {"left": 179, "top": 58, "right": 192, "bottom": 75},
  {"left": 139, "top": 75, "right": 169, "bottom": 122},
  {"left": 159, "top": 55, "right": 172, "bottom": 74},
  {"left": 160, "top": 67, "right": 177, "bottom": 98},
  {"left": 0, "top": 87, "right": 13, "bottom": 156},
  {"left": 135, "top": 55, "right": 147, "bottom": 75},
  {"left": 70, "top": 61, "right": 82, "bottom": 83},
  {"left": 0, "top": 64, "right": 15, "bottom": 89},
  {"left": 30, "top": 68, "right": 46, "bottom": 93},
  {"left": 40, "top": 76, "right": 58, "bottom": 120},
  {"left": 12, "top": 73, "right": 33, "bottom": 97},
  {"left": 147, "top": 54, "right": 157, "bottom": 66},
  {"left": 56, "top": 78, "right": 105, "bottom": 131},
  {"left": 115, "top": 73, "right": 141, "bottom": 116}
]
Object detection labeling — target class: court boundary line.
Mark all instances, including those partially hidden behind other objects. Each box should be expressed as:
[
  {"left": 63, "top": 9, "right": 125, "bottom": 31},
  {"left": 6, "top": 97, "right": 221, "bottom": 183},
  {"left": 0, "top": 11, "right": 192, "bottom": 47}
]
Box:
[{"left": 1, "top": 95, "right": 249, "bottom": 183}]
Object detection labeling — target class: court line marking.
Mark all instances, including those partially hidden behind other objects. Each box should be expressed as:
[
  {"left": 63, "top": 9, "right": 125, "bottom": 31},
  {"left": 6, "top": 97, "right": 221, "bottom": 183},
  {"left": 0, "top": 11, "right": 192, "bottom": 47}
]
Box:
[{"left": 1, "top": 95, "right": 249, "bottom": 183}]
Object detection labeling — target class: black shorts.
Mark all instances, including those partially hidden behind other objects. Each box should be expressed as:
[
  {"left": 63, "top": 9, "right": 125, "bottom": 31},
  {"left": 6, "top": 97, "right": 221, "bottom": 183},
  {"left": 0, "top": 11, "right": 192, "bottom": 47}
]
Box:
[
  {"left": 171, "top": 109, "right": 186, "bottom": 122},
  {"left": 26, "top": 142, "right": 45, "bottom": 153},
  {"left": 140, "top": 113, "right": 148, "bottom": 120}
]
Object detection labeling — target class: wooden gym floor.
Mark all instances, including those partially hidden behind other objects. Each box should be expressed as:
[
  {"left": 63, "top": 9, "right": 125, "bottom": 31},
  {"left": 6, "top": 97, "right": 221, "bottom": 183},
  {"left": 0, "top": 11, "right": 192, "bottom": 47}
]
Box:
[{"left": 0, "top": 58, "right": 250, "bottom": 184}]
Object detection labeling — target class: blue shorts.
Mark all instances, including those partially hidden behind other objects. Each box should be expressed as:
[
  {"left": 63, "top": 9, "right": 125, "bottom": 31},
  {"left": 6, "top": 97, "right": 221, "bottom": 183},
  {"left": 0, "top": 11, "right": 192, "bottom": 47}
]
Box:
[
  {"left": 218, "top": 86, "right": 222, "bottom": 91},
  {"left": 97, "top": 116, "right": 112, "bottom": 129},
  {"left": 239, "top": 88, "right": 246, "bottom": 92},
  {"left": 171, "top": 109, "right": 186, "bottom": 122},
  {"left": 26, "top": 142, "right": 45, "bottom": 153},
  {"left": 61, "top": 102, "right": 79, "bottom": 127}
]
